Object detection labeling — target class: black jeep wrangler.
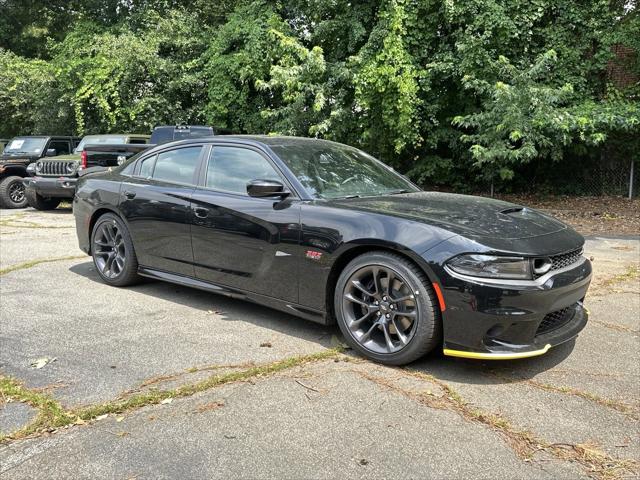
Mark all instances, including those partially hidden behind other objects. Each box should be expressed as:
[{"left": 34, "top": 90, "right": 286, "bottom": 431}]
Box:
[{"left": 0, "top": 136, "right": 80, "bottom": 208}]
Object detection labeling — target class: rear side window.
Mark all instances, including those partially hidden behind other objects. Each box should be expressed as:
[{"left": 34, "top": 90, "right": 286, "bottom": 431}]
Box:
[
  {"left": 152, "top": 147, "right": 202, "bottom": 185},
  {"left": 205, "top": 146, "right": 281, "bottom": 195},
  {"left": 138, "top": 155, "right": 156, "bottom": 178},
  {"left": 129, "top": 138, "right": 148, "bottom": 144}
]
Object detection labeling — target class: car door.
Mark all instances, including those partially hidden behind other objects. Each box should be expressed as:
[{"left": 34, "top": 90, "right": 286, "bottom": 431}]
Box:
[
  {"left": 190, "top": 144, "right": 301, "bottom": 302},
  {"left": 119, "top": 145, "right": 205, "bottom": 277}
]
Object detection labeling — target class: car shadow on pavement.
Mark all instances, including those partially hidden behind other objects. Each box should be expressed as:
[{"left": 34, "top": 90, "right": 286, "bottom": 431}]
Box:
[
  {"left": 69, "top": 260, "right": 577, "bottom": 384},
  {"left": 68, "top": 261, "right": 339, "bottom": 350}
]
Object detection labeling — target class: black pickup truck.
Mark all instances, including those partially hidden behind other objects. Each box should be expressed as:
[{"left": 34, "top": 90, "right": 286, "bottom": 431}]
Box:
[
  {"left": 0, "top": 136, "right": 81, "bottom": 208},
  {"left": 24, "top": 126, "right": 225, "bottom": 210}
]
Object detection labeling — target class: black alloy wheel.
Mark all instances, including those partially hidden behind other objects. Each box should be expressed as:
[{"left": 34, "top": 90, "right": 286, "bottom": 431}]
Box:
[
  {"left": 0, "top": 176, "right": 29, "bottom": 209},
  {"left": 91, "top": 213, "right": 140, "bottom": 286},
  {"left": 335, "top": 251, "right": 441, "bottom": 365}
]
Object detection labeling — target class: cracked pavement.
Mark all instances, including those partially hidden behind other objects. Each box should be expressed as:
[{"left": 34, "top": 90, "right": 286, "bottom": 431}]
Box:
[{"left": 1, "top": 208, "right": 639, "bottom": 479}]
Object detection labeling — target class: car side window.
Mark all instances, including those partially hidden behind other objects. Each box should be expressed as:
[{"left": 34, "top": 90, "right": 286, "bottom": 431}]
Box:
[
  {"left": 48, "top": 140, "right": 71, "bottom": 155},
  {"left": 152, "top": 146, "right": 202, "bottom": 185},
  {"left": 206, "top": 146, "right": 281, "bottom": 195},
  {"left": 137, "top": 155, "right": 156, "bottom": 178},
  {"left": 129, "top": 138, "right": 148, "bottom": 144}
]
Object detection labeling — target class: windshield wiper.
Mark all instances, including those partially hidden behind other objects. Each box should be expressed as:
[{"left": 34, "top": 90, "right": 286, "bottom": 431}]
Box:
[
  {"left": 387, "top": 189, "right": 411, "bottom": 195},
  {"left": 341, "top": 194, "right": 361, "bottom": 199}
]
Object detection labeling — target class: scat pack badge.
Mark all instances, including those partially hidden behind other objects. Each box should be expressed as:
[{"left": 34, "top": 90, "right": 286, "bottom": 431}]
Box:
[{"left": 305, "top": 250, "right": 323, "bottom": 261}]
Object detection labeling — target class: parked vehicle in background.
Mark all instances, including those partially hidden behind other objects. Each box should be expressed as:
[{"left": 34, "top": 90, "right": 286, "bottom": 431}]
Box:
[
  {"left": 0, "top": 135, "right": 80, "bottom": 208},
  {"left": 24, "top": 125, "right": 229, "bottom": 210},
  {"left": 24, "top": 134, "right": 150, "bottom": 210}
]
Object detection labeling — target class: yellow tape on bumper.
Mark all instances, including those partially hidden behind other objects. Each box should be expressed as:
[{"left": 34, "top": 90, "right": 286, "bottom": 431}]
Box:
[{"left": 443, "top": 344, "right": 552, "bottom": 360}]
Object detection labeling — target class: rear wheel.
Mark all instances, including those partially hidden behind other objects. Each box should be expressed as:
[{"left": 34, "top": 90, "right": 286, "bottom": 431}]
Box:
[
  {"left": 91, "top": 213, "right": 140, "bottom": 287},
  {"left": 334, "top": 251, "right": 441, "bottom": 365},
  {"left": 26, "top": 189, "right": 61, "bottom": 210},
  {"left": 0, "top": 176, "right": 28, "bottom": 209}
]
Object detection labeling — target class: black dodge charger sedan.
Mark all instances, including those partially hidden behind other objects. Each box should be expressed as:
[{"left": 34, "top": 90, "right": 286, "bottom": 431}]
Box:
[{"left": 73, "top": 136, "right": 591, "bottom": 365}]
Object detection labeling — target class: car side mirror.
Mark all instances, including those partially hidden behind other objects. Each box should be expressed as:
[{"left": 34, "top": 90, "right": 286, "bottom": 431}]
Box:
[
  {"left": 246, "top": 179, "right": 290, "bottom": 198},
  {"left": 45, "top": 148, "right": 56, "bottom": 157}
]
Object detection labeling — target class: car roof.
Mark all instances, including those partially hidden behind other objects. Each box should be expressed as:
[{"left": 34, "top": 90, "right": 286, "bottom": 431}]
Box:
[
  {"left": 155, "top": 135, "right": 344, "bottom": 149},
  {"left": 82, "top": 134, "right": 150, "bottom": 138},
  {"left": 10, "top": 135, "right": 81, "bottom": 140}
]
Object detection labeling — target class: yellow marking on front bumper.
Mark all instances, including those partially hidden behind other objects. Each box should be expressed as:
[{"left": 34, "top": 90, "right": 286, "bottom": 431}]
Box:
[{"left": 443, "top": 344, "right": 552, "bottom": 360}]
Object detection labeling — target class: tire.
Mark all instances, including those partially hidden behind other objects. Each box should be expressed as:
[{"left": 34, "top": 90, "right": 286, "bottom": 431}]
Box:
[
  {"left": 334, "top": 251, "right": 441, "bottom": 365},
  {"left": 0, "top": 176, "right": 28, "bottom": 209},
  {"left": 91, "top": 213, "right": 140, "bottom": 287},
  {"left": 26, "top": 189, "right": 61, "bottom": 210}
]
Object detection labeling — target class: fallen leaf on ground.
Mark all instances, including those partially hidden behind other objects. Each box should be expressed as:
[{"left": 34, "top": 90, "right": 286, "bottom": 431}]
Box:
[
  {"left": 160, "top": 398, "right": 173, "bottom": 404},
  {"left": 116, "top": 416, "right": 125, "bottom": 422},
  {"left": 259, "top": 342, "right": 272, "bottom": 348},
  {"left": 30, "top": 357, "right": 57, "bottom": 369},
  {"left": 95, "top": 414, "right": 109, "bottom": 421}
]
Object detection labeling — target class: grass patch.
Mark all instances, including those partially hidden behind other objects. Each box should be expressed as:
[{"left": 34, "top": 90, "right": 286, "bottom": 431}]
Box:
[
  {"left": 0, "top": 255, "right": 86, "bottom": 276},
  {"left": 0, "top": 376, "right": 75, "bottom": 442},
  {"left": 1, "top": 349, "right": 342, "bottom": 443}
]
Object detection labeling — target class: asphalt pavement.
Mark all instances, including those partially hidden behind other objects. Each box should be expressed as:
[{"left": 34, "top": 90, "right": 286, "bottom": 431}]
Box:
[{"left": 1, "top": 208, "right": 638, "bottom": 479}]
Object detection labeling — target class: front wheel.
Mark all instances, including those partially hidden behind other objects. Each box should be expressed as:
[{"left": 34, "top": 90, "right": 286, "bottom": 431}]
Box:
[
  {"left": 334, "top": 251, "right": 441, "bottom": 365},
  {"left": 91, "top": 213, "right": 140, "bottom": 287},
  {"left": 0, "top": 176, "right": 28, "bottom": 209}
]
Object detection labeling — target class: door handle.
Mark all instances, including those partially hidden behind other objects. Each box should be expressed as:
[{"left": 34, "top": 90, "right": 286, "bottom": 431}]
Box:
[
  {"left": 124, "top": 191, "right": 136, "bottom": 199},
  {"left": 193, "top": 207, "right": 209, "bottom": 218}
]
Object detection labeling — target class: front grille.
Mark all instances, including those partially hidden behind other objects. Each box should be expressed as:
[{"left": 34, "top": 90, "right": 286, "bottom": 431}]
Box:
[
  {"left": 549, "top": 248, "right": 583, "bottom": 272},
  {"left": 536, "top": 306, "right": 573, "bottom": 335},
  {"left": 38, "top": 161, "right": 76, "bottom": 176}
]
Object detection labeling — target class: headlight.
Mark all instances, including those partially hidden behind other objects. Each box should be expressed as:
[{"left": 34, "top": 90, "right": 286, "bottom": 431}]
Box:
[
  {"left": 35, "top": 161, "right": 43, "bottom": 172},
  {"left": 447, "top": 254, "right": 532, "bottom": 280},
  {"left": 27, "top": 163, "right": 36, "bottom": 173},
  {"left": 66, "top": 161, "right": 78, "bottom": 173}
]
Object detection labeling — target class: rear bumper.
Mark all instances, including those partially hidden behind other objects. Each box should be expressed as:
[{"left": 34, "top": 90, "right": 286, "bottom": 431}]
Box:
[
  {"left": 23, "top": 176, "right": 77, "bottom": 198},
  {"left": 438, "top": 257, "right": 592, "bottom": 359}
]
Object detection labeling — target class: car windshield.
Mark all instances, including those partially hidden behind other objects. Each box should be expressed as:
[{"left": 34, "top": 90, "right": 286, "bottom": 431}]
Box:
[
  {"left": 4, "top": 137, "right": 47, "bottom": 154},
  {"left": 270, "top": 142, "right": 418, "bottom": 199},
  {"left": 75, "top": 135, "right": 128, "bottom": 153}
]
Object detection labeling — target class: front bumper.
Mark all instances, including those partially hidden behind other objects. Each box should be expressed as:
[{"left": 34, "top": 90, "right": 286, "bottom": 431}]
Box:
[
  {"left": 438, "top": 257, "right": 592, "bottom": 359},
  {"left": 23, "top": 176, "right": 77, "bottom": 198}
]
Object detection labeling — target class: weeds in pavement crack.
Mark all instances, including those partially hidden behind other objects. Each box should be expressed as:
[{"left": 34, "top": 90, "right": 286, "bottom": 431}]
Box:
[
  {"left": 0, "top": 376, "right": 75, "bottom": 442},
  {"left": 485, "top": 372, "right": 639, "bottom": 420},
  {"left": 352, "top": 367, "right": 638, "bottom": 480},
  {"left": 0, "top": 349, "right": 342, "bottom": 443},
  {"left": 0, "top": 255, "right": 86, "bottom": 276}
]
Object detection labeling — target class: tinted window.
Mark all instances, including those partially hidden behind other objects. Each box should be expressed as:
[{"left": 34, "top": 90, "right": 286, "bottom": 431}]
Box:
[
  {"left": 152, "top": 147, "right": 202, "bottom": 185},
  {"left": 129, "top": 138, "right": 148, "bottom": 144},
  {"left": 271, "top": 142, "right": 417, "bottom": 199},
  {"left": 206, "top": 147, "right": 281, "bottom": 195},
  {"left": 48, "top": 140, "right": 71, "bottom": 155},
  {"left": 138, "top": 155, "right": 156, "bottom": 178}
]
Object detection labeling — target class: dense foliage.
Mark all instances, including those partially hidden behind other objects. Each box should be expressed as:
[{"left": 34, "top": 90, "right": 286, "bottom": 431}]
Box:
[{"left": 1, "top": 0, "right": 638, "bottom": 192}]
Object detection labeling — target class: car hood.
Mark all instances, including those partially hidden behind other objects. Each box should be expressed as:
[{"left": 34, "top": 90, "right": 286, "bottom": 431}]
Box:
[
  {"left": 0, "top": 153, "right": 39, "bottom": 163},
  {"left": 45, "top": 153, "right": 81, "bottom": 162},
  {"left": 326, "top": 191, "right": 568, "bottom": 240}
]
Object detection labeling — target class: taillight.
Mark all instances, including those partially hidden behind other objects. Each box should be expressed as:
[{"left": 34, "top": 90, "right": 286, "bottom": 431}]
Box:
[{"left": 81, "top": 150, "right": 87, "bottom": 169}]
